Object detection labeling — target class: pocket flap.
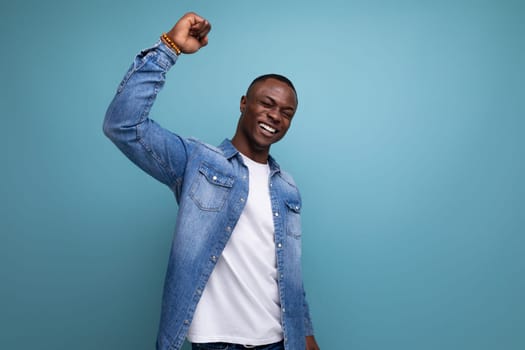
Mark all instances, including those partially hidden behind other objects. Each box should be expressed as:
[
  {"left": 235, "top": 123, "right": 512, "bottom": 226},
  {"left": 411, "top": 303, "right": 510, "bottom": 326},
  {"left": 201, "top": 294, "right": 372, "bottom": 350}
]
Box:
[
  {"left": 198, "top": 164, "right": 234, "bottom": 188},
  {"left": 285, "top": 200, "right": 301, "bottom": 213}
]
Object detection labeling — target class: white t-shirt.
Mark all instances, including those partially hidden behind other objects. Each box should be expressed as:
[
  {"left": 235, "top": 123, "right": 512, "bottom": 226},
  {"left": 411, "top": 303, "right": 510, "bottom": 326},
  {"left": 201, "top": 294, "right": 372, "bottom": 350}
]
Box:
[{"left": 187, "top": 154, "right": 283, "bottom": 345}]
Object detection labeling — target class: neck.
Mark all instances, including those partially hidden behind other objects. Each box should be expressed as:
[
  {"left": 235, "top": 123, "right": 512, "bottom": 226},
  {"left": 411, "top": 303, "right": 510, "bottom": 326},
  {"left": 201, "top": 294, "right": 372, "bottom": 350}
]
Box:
[{"left": 231, "top": 137, "right": 269, "bottom": 164}]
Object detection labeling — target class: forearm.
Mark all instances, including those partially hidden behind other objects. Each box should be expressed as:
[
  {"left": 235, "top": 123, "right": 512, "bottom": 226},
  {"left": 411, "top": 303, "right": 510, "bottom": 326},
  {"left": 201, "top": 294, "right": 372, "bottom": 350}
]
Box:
[
  {"left": 304, "top": 290, "right": 320, "bottom": 349},
  {"left": 304, "top": 288, "right": 315, "bottom": 336}
]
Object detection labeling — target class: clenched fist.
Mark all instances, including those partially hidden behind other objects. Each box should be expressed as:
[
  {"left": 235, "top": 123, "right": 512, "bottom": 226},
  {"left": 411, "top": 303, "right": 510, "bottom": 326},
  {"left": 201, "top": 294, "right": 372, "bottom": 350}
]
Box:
[{"left": 165, "top": 12, "right": 211, "bottom": 54}]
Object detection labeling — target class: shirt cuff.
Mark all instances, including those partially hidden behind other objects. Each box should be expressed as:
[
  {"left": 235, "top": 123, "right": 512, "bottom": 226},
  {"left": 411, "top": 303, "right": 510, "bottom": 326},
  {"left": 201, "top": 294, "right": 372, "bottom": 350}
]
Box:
[{"left": 138, "top": 40, "right": 179, "bottom": 70}]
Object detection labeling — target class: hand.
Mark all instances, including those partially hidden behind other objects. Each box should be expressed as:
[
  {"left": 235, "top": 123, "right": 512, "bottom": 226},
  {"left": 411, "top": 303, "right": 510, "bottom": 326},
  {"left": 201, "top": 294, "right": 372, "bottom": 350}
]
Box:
[
  {"left": 166, "top": 12, "right": 211, "bottom": 54},
  {"left": 306, "top": 335, "right": 320, "bottom": 350}
]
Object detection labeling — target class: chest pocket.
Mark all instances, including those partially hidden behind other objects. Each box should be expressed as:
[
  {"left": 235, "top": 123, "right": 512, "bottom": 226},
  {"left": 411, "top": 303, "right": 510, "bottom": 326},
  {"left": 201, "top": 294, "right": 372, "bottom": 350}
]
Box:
[
  {"left": 190, "top": 163, "right": 234, "bottom": 211},
  {"left": 285, "top": 199, "right": 302, "bottom": 239}
]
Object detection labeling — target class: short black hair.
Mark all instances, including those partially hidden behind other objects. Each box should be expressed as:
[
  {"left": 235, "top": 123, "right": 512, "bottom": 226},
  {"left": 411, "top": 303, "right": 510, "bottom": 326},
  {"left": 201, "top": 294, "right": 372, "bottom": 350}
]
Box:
[{"left": 246, "top": 74, "right": 297, "bottom": 101}]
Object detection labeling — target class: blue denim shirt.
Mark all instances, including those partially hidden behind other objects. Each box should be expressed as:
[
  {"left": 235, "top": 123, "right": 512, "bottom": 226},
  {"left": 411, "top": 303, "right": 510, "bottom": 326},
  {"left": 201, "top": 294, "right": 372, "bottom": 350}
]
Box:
[{"left": 103, "top": 41, "right": 314, "bottom": 350}]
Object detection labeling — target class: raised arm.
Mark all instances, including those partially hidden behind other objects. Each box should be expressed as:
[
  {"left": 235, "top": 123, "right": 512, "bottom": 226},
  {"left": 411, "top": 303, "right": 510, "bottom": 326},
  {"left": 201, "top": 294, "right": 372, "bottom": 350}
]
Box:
[{"left": 103, "top": 13, "right": 211, "bottom": 193}]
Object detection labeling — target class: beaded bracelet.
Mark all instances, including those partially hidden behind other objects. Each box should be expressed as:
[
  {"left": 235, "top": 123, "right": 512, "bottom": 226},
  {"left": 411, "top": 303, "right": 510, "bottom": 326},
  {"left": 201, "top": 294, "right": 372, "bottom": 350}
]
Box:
[{"left": 160, "top": 33, "right": 182, "bottom": 56}]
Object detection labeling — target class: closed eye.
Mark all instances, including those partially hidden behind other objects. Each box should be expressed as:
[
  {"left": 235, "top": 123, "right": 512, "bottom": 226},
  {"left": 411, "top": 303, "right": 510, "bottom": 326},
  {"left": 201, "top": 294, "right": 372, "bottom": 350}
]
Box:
[
  {"left": 281, "top": 108, "right": 295, "bottom": 119},
  {"left": 259, "top": 99, "right": 273, "bottom": 108}
]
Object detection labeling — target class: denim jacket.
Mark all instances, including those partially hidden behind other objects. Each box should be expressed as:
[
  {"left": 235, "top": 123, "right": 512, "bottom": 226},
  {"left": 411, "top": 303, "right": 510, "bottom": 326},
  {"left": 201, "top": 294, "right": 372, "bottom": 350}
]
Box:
[{"left": 103, "top": 41, "right": 314, "bottom": 350}]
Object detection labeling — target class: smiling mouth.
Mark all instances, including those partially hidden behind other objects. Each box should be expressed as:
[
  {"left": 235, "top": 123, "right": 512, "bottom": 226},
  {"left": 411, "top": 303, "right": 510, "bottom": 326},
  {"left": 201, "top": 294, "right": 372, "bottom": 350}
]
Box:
[{"left": 259, "top": 122, "right": 277, "bottom": 134}]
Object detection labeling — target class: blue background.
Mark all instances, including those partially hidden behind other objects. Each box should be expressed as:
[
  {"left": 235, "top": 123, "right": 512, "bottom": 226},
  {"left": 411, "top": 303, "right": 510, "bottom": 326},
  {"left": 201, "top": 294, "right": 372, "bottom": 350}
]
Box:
[{"left": 1, "top": 0, "right": 524, "bottom": 349}]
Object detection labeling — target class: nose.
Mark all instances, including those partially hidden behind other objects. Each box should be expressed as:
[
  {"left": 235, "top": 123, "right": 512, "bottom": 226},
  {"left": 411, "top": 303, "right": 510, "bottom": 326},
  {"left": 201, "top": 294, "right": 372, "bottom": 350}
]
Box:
[{"left": 267, "top": 107, "right": 281, "bottom": 124}]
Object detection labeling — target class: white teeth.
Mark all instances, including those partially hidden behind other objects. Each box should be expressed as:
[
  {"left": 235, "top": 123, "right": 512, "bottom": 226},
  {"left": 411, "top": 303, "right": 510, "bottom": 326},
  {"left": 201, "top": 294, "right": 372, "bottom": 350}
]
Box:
[{"left": 259, "top": 123, "right": 276, "bottom": 134}]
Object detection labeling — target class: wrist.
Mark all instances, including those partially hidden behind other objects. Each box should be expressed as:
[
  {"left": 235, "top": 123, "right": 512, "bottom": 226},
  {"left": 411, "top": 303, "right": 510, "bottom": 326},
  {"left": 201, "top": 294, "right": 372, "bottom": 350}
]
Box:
[{"left": 160, "top": 33, "right": 181, "bottom": 56}]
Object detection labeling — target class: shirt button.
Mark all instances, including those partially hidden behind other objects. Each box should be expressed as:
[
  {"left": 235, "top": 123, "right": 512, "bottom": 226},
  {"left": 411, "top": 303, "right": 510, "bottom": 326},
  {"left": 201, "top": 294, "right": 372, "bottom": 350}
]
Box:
[
  {"left": 196, "top": 288, "right": 202, "bottom": 295},
  {"left": 212, "top": 175, "right": 217, "bottom": 181},
  {"left": 274, "top": 212, "right": 279, "bottom": 217},
  {"left": 240, "top": 197, "right": 245, "bottom": 202},
  {"left": 211, "top": 255, "right": 217, "bottom": 262},
  {"left": 226, "top": 226, "right": 232, "bottom": 232},
  {"left": 282, "top": 308, "right": 286, "bottom": 313},
  {"left": 184, "top": 319, "right": 190, "bottom": 325},
  {"left": 277, "top": 243, "right": 282, "bottom": 248}
]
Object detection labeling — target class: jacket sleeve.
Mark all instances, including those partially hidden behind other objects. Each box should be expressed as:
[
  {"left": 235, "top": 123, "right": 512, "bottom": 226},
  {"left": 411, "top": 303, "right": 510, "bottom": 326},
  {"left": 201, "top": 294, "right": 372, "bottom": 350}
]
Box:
[
  {"left": 103, "top": 41, "right": 188, "bottom": 194},
  {"left": 303, "top": 285, "right": 315, "bottom": 336}
]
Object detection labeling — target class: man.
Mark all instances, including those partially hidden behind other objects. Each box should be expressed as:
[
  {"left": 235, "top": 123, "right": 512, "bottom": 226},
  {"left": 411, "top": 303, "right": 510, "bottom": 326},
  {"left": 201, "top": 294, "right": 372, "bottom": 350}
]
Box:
[{"left": 104, "top": 12, "right": 320, "bottom": 350}]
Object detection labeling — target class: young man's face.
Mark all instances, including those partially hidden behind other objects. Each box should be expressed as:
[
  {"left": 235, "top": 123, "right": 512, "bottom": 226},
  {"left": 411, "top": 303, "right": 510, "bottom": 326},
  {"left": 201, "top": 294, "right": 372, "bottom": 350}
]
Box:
[{"left": 235, "top": 78, "right": 298, "bottom": 155}]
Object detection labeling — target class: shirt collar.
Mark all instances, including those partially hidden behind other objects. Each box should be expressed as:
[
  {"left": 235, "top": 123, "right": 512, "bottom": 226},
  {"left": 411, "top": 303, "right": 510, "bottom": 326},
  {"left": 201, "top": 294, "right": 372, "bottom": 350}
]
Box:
[{"left": 218, "top": 139, "right": 281, "bottom": 174}]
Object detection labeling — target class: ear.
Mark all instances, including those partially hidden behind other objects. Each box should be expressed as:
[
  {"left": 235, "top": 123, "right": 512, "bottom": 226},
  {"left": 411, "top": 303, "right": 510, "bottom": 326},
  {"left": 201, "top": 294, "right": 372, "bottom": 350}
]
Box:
[{"left": 240, "top": 95, "right": 246, "bottom": 113}]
